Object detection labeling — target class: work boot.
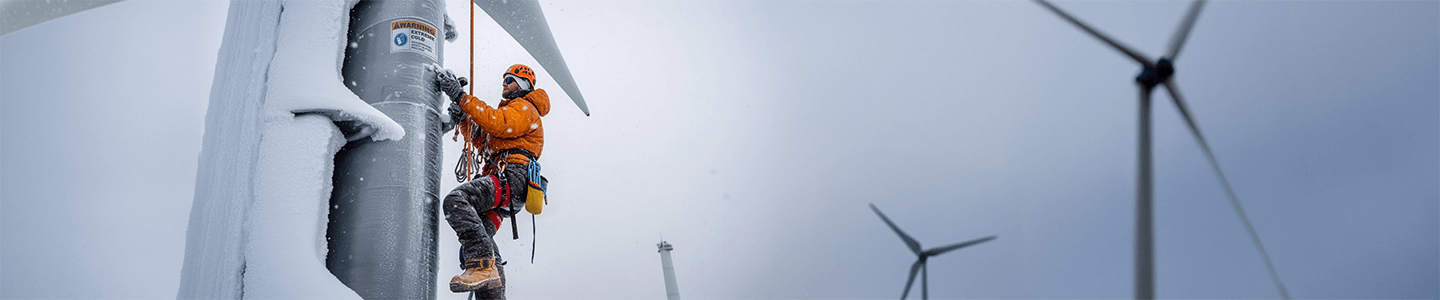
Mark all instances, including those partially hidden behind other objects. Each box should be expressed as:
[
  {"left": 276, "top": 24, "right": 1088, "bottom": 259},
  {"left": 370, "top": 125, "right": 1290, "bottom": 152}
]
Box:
[{"left": 450, "top": 258, "right": 503, "bottom": 292}]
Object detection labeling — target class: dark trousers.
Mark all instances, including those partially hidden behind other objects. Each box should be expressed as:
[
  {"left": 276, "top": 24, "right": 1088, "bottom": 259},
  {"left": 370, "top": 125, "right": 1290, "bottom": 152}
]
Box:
[{"left": 443, "top": 165, "right": 528, "bottom": 266}]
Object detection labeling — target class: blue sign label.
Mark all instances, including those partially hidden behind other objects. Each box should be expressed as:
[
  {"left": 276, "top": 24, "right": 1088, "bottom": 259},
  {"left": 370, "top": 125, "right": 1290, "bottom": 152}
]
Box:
[{"left": 394, "top": 33, "right": 408, "bottom": 46}]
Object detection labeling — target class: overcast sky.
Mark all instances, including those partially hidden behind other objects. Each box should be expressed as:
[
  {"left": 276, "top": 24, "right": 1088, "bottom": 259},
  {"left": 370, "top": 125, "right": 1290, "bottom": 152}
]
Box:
[{"left": 2, "top": 0, "right": 1436, "bottom": 299}]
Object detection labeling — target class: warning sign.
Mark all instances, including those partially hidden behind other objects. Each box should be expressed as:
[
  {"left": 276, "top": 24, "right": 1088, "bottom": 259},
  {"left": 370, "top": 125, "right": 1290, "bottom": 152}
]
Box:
[{"left": 390, "top": 19, "right": 438, "bottom": 61}]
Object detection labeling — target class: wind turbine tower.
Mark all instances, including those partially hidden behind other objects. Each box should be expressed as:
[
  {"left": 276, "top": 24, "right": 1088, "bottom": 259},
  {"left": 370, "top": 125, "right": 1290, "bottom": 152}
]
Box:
[
  {"left": 658, "top": 240, "right": 682, "bottom": 300},
  {"left": 1032, "top": 0, "right": 1287, "bottom": 298}
]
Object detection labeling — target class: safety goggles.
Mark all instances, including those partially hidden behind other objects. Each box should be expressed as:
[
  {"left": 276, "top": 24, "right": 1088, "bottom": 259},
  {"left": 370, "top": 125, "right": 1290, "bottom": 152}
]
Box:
[{"left": 502, "top": 74, "right": 532, "bottom": 91}]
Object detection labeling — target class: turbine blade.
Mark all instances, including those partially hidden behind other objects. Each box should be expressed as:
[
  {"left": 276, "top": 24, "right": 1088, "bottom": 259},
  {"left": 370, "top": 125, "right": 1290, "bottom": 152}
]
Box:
[
  {"left": 1, "top": 0, "right": 124, "bottom": 36},
  {"left": 925, "top": 235, "right": 997, "bottom": 257},
  {"left": 900, "top": 261, "right": 922, "bottom": 300},
  {"left": 1162, "top": 80, "right": 1290, "bottom": 300},
  {"left": 1160, "top": 81, "right": 1208, "bottom": 157},
  {"left": 1163, "top": 0, "right": 1208, "bottom": 61},
  {"left": 474, "top": 0, "right": 591, "bottom": 116},
  {"left": 870, "top": 203, "right": 923, "bottom": 255},
  {"left": 1032, "top": 0, "right": 1153, "bottom": 67}
]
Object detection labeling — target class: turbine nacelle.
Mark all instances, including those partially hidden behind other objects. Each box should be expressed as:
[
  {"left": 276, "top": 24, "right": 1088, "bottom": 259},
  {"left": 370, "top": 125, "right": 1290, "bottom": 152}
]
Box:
[{"left": 1135, "top": 58, "right": 1175, "bottom": 89}]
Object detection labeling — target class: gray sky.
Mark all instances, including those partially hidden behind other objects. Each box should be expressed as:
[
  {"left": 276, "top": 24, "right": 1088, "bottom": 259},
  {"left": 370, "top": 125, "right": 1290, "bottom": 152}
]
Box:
[{"left": 2, "top": 0, "right": 1436, "bottom": 299}]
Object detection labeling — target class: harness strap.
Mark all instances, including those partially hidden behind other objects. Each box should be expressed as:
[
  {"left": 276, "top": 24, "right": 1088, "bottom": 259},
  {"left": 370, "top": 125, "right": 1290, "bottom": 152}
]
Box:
[
  {"left": 484, "top": 210, "right": 500, "bottom": 232},
  {"left": 489, "top": 148, "right": 538, "bottom": 166},
  {"left": 487, "top": 148, "right": 534, "bottom": 242},
  {"left": 487, "top": 173, "right": 521, "bottom": 240},
  {"left": 490, "top": 174, "right": 511, "bottom": 210}
]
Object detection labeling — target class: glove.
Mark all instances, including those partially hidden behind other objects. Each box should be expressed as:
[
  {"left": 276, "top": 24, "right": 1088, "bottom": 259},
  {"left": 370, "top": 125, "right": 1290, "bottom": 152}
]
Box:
[
  {"left": 446, "top": 101, "right": 466, "bottom": 130},
  {"left": 435, "top": 69, "right": 467, "bottom": 102},
  {"left": 441, "top": 118, "right": 455, "bottom": 133}
]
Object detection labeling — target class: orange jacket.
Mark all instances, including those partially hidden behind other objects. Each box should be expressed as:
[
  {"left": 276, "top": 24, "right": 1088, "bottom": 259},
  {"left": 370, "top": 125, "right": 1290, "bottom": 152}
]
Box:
[{"left": 457, "top": 89, "right": 550, "bottom": 165}]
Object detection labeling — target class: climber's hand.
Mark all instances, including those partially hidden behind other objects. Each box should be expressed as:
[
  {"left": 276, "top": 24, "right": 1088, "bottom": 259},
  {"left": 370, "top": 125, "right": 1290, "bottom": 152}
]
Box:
[
  {"left": 435, "top": 69, "right": 467, "bottom": 100},
  {"left": 448, "top": 101, "right": 466, "bottom": 125}
]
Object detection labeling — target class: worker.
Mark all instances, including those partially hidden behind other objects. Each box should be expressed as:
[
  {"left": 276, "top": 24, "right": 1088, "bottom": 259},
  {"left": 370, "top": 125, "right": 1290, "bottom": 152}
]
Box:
[{"left": 434, "top": 64, "right": 550, "bottom": 293}]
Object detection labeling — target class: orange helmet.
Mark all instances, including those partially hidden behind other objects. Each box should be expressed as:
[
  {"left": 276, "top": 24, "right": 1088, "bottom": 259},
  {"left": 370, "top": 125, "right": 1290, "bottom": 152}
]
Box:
[{"left": 504, "top": 64, "right": 536, "bottom": 88}]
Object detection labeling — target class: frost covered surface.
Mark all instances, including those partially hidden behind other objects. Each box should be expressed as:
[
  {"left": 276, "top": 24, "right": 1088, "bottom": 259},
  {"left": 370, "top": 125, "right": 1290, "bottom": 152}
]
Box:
[
  {"left": 177, "top": 0, "right": 279, "bottom": 298},
  {"left": 181, "top": 0, "right": 390, "bottom": 298},
  {"left": 244, "top": 115, "right": 360, "bottom": 299},
  {"left": 266, "top": 0, "right": 403, "bottom": 142}
]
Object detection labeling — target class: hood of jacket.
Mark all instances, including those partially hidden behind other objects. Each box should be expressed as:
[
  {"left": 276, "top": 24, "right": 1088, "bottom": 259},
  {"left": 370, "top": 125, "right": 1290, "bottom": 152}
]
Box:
[{"left": 512, "top": 89, "right": 550, "bottom": 117}]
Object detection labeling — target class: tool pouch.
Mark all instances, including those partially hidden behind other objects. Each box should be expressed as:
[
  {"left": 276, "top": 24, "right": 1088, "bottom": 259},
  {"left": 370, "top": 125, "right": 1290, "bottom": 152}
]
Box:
[{"left": 525, "top": 161, "right": 547, "bottom": 215}]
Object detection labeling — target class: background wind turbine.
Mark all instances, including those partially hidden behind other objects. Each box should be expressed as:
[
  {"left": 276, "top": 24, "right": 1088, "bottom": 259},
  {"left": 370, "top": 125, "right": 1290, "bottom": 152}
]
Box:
[
  {"left": 1032, "top": 0, "right": 1288, "bottom": 299},
  {"left": 870, "top": 203, "right": 996, "bottom": 300}
]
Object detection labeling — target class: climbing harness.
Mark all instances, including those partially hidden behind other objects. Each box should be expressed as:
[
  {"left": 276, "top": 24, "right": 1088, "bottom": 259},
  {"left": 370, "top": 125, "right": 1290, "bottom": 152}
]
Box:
[{"left": 486, "top": 148, "right": 547, "bottom": 263}]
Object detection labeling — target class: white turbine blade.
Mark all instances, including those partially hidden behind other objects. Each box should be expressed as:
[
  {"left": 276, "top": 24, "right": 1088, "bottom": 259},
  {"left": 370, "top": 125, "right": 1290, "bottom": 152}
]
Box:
[
  {"left": 474, "top": 0, "right": 590, "bottom": 116},
  {"left": 1032, "top": 0, "right": 1153, "bottom": 67},
  {"left": 870, "top": 203, "right": 924, "bottom": 255},
  {"left": 1, "top": 0, "right": 123, "bottom": 36},
  {"left": 1162, "top": 80, "right": 1290, "bottom": 299},
  {"left": 900, "top": 261, "right": 922, "bottom": 300},
  {"left": 924, "top": 235, "right": 997, "bottom": 257},
  {"left": 1163, "top": 0, "right": 1208, "bottom": 61}
]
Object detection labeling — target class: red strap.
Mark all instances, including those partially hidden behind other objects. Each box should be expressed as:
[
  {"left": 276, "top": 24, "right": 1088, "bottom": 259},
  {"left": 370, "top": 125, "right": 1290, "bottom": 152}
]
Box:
[
  {"left": 485, "top": 210, "right": 501, "bottom": 230},
  {"left": 484, "top": 174, "right": 513, "bottom": 229},
  {"left": 491, "top": 175, "right": 502, "bottom": 209},
  {"left": 490, "top": 174, "right": 511, "bottom": 210}
]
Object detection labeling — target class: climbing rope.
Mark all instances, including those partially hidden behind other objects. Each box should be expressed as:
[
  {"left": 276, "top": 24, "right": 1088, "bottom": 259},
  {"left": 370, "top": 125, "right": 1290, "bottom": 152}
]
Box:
[
  {"left": 453, "top": 1, "right": 483, "bottom": 183},
  {"left": 531, "top": 214, "right": 537, "bottom": 263},
  {"left": 469, "top": 1, "right": 474, "bottom": 96}
]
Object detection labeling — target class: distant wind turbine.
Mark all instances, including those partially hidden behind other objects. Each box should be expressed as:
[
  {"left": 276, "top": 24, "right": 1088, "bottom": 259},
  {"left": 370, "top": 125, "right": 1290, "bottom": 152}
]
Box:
[
  {"left": 1031, "top": 0, "right": 1288, "bottom": 299},
  {"left": 870, "top": 203, "right": 995, "bottom": 300}
]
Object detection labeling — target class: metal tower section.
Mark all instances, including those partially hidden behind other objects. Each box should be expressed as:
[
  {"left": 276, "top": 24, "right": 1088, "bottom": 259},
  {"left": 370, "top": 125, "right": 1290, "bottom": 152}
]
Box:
[
  {"left": 658, "top": 241, "right": 681, "bottom": 300},
  {"left": 326, "top": 0, "right": 447, "bottom": 298}
]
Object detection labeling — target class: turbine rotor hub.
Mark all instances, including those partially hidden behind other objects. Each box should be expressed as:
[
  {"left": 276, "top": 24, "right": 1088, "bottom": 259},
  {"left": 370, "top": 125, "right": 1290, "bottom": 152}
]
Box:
[{"left": 1135, "top": 58, "right": 1175, "bottom": 89}]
